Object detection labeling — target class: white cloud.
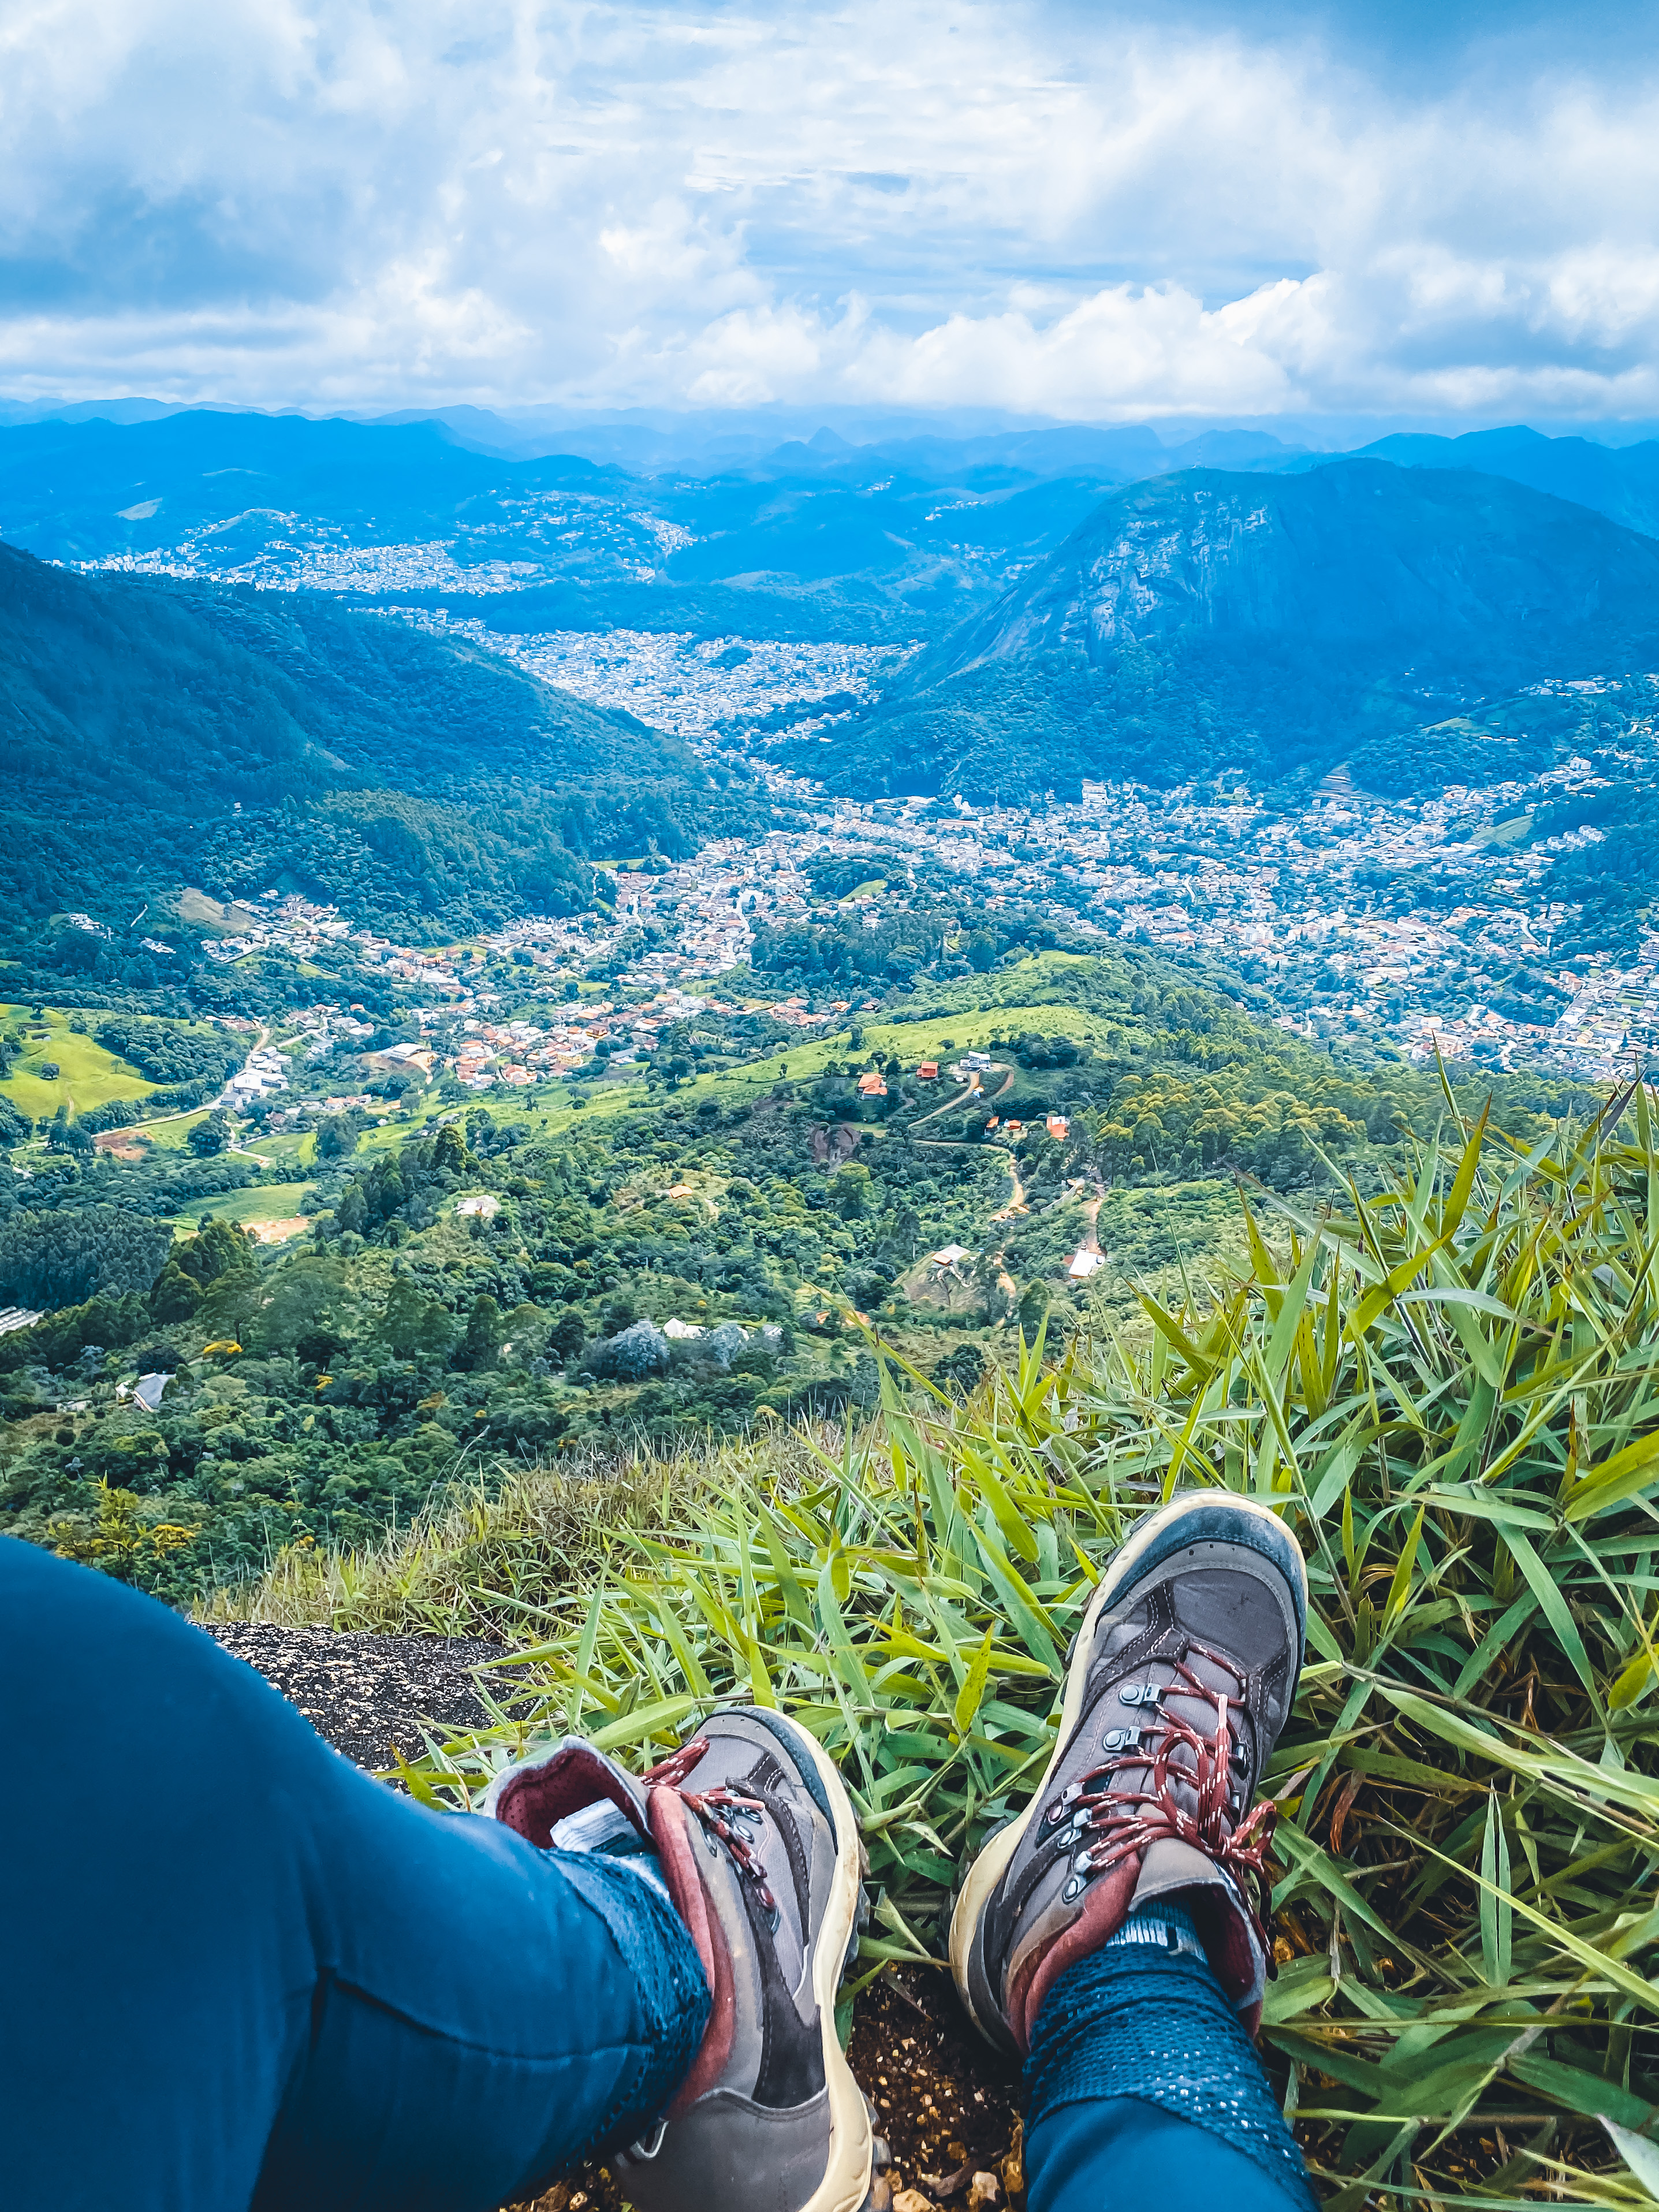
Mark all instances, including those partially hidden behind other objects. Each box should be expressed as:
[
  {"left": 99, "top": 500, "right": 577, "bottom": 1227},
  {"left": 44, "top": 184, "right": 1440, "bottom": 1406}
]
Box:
[
  {"left": 842, "top": 285, "right": 1298, "bottom": 415},
  {"left": 2, "top": 0, "right": 1659, "bottom": 419}
]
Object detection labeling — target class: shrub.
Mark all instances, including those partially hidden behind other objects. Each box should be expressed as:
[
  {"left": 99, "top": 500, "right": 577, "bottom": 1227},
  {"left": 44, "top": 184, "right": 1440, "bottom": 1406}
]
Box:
[
  {"left": 706, "top": 1321, "right": 748, "bottom": 1369},
  {"left": 591, "top": 1319, "right": 670, "bottom": 1381}
]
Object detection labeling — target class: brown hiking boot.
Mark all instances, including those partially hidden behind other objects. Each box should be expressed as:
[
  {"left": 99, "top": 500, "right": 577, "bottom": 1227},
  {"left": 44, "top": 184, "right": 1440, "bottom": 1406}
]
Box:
[
  {"left": 485, "top": 1708, "right": 874, "bottom": 2212},
  {"left": 950, "top": 1490, "right": 1307, "bottom": 2053}
]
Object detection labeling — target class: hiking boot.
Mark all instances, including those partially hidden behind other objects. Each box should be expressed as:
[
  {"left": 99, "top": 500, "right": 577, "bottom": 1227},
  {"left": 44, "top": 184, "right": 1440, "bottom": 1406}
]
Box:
[
  {"left": 950, "top": 1490, "right": 1307, "bottom": 2055},
  {"left": 484, "top": 1709, "right": 874, "bottom": 2212}
]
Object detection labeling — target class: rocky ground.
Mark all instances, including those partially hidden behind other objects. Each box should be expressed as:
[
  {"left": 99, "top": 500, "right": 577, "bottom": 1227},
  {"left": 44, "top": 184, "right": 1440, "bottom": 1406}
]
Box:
[
  {"left": 206, "top": 1623, "right": 501, "bottom": 1769},
  {"left": 215, "top": 1625, "right": 1027, "bottom": 2212}
]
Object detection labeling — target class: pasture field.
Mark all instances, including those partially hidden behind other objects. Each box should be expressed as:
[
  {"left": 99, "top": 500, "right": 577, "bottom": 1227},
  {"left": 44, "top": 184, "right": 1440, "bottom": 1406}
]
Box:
[{"left": 0, "top": 1004, "right": 158, "bottom": 1119}]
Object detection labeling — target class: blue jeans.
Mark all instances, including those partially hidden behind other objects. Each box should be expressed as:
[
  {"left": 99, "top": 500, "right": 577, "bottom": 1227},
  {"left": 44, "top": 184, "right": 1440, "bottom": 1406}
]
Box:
[
  {"left": 2, "top": 1539, "right": 1313, "bottom": 2210},
  {"left": 1024, "top": 1947, "right": 1318, "bottom": 2212}
]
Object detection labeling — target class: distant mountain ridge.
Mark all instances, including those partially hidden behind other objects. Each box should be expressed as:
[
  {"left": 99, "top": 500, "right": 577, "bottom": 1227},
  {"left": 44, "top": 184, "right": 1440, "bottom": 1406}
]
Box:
[
  {"left": 1328, "top": 426, "right": 1659, "bottom": 542},
  {"left": 9, "top": 405, "right": 1659, "bottom": 665},
  {"left": 0, "top": 410, "right": 620, "bottom": 565},
  {"left": 0, "top": 408, "right": 1131, "bottom": 643},
  {"left": 934, "top": 460, "right": 1659, "bottom": 666},
  {"left": 804, "top": 460, "right": 1659, "bottom": 802}
]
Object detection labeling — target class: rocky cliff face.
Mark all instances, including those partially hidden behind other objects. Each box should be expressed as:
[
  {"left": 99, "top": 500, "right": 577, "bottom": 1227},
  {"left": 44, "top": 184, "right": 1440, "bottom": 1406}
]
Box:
[
  {"left": 803, "top": 459, "right": 1659, "bottom": 801},
  {"left": 924, "top": 459, "right": 1659, "bottom": 682}
]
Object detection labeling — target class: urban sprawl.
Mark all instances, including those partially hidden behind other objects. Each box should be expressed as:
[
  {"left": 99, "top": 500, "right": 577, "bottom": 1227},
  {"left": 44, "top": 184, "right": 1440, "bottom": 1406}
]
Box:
[
  {"left": 195, "top": 740, "right": 1654, "bottom": 1111},
  {"left": 65, "top": 535, "right": 1659, "bottom": 1091}
]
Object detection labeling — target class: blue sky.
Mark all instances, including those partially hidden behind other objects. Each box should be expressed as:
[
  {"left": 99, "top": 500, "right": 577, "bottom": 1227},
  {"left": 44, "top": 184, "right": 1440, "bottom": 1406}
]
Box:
[{"left": 3, "top": 1, "right": 1658, "bottom": 424}]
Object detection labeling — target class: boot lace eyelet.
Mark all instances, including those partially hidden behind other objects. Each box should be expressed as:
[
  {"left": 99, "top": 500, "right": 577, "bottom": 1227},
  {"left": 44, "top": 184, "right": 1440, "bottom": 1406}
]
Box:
[{"left": 1041, "top": 1644, "right": 1278, "bottom": 1953}]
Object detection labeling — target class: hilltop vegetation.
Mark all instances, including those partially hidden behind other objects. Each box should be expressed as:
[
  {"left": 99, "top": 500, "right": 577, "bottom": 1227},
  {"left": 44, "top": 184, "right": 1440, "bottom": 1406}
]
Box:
[{"left": 381, "top": 1099, "right": 1659, "bottom": 2206}]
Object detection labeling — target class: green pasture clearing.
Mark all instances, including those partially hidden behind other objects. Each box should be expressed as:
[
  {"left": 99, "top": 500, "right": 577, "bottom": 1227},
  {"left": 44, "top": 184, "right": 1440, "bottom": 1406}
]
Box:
[
  {"left": 176, "top": 887, "right": 255, "bottom": 934},
  {"left": 674, "top": 993, "right": 1105, "bottom": 1103},
  {"left": 253, "top": 1128, "right": 319, "bottom": 1170},
  {"left": 133, "top": 1109, "right": 213, "bottom": 1150},
  {"left": 177, "top": 1182, "right": 315, "bottom": 1229},
  {"left": 429, "top": 986, "right": 1102, "bottom": 1147},
  {"left": 0, "top": 1005, "right": 158, "bottom": 1119}
]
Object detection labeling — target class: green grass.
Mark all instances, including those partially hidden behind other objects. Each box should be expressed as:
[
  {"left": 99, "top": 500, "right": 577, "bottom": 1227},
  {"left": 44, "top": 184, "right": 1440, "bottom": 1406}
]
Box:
[
  {"left": 517, "top": 982, "right": 1107, "bottom": 1137},
  {"left": 135, "top": 1108, "right": 213, "bottom": 1150},
  {"left": 198, "top": 1439, "right": 799, "bottom": 1637},
  {"left": 0, "top": 1004, "right": 157, "bottom": 1118},
  {"left": 383, "top": 958, "right": 1120, "bottom": 1146},
  {"left": 341, "top": 1082, "right": 1659, "bottom": 2203},
  {"left": 177, "top": 1182, "right": 315, "bottom": 1229},
  {"left": 255, "top": 1128, "right": 319, "bottom": 1169}
]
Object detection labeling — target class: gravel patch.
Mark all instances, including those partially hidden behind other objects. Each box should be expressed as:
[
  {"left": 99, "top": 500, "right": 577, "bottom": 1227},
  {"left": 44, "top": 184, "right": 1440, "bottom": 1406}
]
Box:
[{"left": 205, "top": 1623, "right": 500, "bottom": 1771}]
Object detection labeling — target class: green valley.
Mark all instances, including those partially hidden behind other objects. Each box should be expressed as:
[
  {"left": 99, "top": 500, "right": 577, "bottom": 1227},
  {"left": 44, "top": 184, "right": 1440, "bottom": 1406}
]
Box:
[{"left": 0, "top": 946, "right": 1586, "bottom": 1608}]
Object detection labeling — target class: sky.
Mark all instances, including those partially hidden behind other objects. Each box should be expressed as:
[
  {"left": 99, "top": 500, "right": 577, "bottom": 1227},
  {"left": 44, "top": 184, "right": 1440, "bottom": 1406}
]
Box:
[{"left": 3, "top": 0, "right": 1659, "bottom": 426}]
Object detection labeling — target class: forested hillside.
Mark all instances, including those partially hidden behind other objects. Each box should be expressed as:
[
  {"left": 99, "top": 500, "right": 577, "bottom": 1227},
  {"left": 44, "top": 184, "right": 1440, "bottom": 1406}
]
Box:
[
  {"left": 808, "top": 461, "right": 1659, "bottom": 800},
  {"left": 0, "top": 546, "right": 765, "bottom": 959},
  {"left": 0, "top": 943, "right": 1586, "bottom": 1606}
]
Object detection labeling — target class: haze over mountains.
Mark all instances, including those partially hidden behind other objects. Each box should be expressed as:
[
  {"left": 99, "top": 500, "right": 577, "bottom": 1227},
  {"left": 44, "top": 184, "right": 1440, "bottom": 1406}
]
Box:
[
  {"left": 0, "top": 408, "right": 1132, "bottom": 640},
  {"left": 9, "top": 405, "right": 1659, "bottom": 659}
]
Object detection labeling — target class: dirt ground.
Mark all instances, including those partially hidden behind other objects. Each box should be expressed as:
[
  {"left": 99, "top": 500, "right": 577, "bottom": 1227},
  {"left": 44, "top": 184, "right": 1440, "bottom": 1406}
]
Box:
[
  {"left": 206, "top": 1623, "right": 498, "bottom": 1770},
  {"left": 93, "top": 1129, "right": 149, "bottom": 1159},
  {"left": 512, "top": 1972, "right": 1026, "bottom": 2212},
  {"left": 248, "top": 1215, "right": 312, "bottom": 1244}
]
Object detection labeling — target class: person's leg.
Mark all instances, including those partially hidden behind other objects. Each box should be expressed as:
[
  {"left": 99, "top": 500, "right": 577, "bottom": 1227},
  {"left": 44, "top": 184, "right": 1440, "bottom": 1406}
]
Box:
[
  {"left": 1022, "top": 1916, "right": 1317, "bottom": 2212},
  {"left": 946, "top": 1492, "right": 1317, "bottom": 2210},
  {"left": 1, "top": 1537, "right": 708, "bottom": 2212},
  {"left": 1027, "top": 2099, "right": 1306, "bottom": 2212}
]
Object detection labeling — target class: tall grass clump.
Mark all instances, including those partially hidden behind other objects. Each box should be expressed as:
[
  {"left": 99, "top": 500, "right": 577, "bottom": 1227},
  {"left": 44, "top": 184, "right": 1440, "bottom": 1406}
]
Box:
[
  {"left": 198, "top": 1432, "right": 835, "bottom": 1637},
  {"left": 408, "top": 1086, "right": 1659, "bottom": 2204}
]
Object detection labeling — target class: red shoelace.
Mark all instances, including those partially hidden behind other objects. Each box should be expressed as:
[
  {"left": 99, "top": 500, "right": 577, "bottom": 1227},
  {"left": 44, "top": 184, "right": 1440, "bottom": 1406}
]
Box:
[
  {"left": 1039, "top": 1645, "right": 1277, "bottom": 1947},
  {"left": 643, "top": 1737, "right": 780, "bottom": 1917}
]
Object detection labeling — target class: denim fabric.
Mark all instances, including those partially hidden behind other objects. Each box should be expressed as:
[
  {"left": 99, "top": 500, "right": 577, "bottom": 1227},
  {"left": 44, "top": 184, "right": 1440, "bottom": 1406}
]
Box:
[
  {"left": 1024, "top": 1945, "right": 1317, "bottom": 2212},
  {"left": 1, "top": 1537, "right": 708, "bottom": 2212},
  {"left": 1027, "top": 2095, "right": 1317, "bottom": 2212}
]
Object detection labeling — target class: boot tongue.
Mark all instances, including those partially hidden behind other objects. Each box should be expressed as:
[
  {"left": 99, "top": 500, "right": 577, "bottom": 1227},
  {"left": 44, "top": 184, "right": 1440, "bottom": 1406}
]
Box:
[
  {"left": 550, "top": 1797, "right": 642, "bottom": 1850},
  {"left": 487, "top": 1737, "right": 652, "bottom": 1848}
]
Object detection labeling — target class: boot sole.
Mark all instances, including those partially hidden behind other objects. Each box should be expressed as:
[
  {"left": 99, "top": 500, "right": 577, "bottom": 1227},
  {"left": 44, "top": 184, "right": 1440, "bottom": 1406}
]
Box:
[
  {"left": 948, "top": 1489, "right": 1307, "bottom": 2044},
  {"left": 771, "top": 1711, "right": 875, "bottom": 2212}
]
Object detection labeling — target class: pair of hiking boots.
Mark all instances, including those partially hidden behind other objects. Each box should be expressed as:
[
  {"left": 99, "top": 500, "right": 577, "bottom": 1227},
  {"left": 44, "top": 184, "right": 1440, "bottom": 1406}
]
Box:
[{"left": 485, "top": 1492, "right": 1308, "bottom": 2212}]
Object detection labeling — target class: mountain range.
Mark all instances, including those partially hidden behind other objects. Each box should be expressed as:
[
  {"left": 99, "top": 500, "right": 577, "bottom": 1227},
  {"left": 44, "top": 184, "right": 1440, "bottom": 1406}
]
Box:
[
  {"left": 7, "top": 407, "right": 1659, "bottom": 655},
  {"left": 6, "top": 407, "right": 1659, "bottom": 933},
  {"left": 0, "top": 409, "right": 1135, "bottom": 642}
]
